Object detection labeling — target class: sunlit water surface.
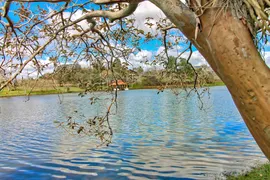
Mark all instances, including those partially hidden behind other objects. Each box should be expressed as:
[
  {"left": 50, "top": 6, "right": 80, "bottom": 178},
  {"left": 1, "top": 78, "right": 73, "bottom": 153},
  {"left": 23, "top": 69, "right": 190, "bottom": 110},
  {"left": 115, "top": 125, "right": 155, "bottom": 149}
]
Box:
[{"left": 0, "top": 86, "right": 267, "bottom": 179}]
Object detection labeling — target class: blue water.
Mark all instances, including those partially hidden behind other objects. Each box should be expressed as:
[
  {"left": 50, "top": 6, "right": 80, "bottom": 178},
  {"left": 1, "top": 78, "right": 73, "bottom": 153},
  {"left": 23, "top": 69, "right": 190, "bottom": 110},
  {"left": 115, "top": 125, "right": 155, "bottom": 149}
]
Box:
[{"left": 0, "top": 86, "right": 267, "bottom": 179}]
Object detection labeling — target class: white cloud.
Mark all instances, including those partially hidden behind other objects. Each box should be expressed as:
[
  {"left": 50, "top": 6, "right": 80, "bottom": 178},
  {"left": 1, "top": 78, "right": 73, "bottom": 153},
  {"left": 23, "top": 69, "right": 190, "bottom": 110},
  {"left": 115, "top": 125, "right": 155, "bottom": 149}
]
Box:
[
  {"left": 182, "top": 51, "right": 207, "bottom": 66},
  {"left": 49, "top": 9, "right": 97, "bottom": 37},
  {"left": 156, "top": 45, "right": 182, "bottom": 56},
  {"left": 264, "top": 51, "right": 270, "bottom": 67},
  {"left": 128, "top": 50, "right": 154, "bottom": 70},
  {"left": 19, "top": 58, "right": 54, "bottom": 79},
  {"left": 18, "top": 58, "right": 91, "bottom": 79},
  {"left": 131, "top": 1, "right": 166, "bottom": 33},
  {"left": 62, "top": 10, "right": 90, "bottom": 35},
  {"left": 156, "top": 46, "right": 207, "bottom": 66},
  {"left": 127, "top": 45, "right": 208, "bottom": 71}
]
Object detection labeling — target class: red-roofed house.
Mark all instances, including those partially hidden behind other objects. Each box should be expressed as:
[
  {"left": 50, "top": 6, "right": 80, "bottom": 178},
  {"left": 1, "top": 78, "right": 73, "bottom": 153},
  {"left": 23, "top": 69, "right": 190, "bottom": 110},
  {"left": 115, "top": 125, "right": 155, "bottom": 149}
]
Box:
[{"left": 109, "top": 80, "right": 128, "bottom": 90}]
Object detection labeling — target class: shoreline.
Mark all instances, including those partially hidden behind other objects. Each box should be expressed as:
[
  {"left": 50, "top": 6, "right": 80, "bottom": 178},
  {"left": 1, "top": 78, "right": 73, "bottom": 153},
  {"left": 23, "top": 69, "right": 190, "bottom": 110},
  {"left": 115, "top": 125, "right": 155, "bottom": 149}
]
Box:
[
  {"left": 129, "top": 82, "right": 225, "bottom": 90},
  {"left": 226, "top": 163, "right": 270, "bottom": 179},
  {"left": 0, "top": 90, "right": 84, "bottom": 98},
  {"left": 0, "top": 87, "right": 85, "bottom": 98},
  {"left": 0, "top": 83, "right": 225, "bottom": 98}
]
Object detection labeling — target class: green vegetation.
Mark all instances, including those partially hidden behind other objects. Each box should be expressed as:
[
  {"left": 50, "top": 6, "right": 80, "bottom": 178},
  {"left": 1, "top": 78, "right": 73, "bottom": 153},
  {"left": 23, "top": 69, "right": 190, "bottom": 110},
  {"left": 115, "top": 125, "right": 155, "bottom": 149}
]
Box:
[
  {"left": 129, "top": 83, "right": 144, "bottom": 90},
  {"left": 0, "top": 87, "right": 84, "bottom": 97},
  {"left": 0, "top": 56, "right": 223, "bottom": 97},
  {"left": 0, "top": 81, "right": 224, "bottom": 97},
  {"left": 226, "top": 163, "right": 270, "bottom": 180},
  {"left": 46, "top": 56, "right": 221, "bottom": 89}
]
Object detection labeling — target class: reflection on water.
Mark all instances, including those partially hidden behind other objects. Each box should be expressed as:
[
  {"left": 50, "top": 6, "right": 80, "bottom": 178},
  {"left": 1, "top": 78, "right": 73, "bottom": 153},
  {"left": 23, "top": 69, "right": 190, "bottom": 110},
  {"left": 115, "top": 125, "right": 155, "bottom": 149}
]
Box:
[{"left": 0, "top": 86, "right": 267, "bottom": 179}]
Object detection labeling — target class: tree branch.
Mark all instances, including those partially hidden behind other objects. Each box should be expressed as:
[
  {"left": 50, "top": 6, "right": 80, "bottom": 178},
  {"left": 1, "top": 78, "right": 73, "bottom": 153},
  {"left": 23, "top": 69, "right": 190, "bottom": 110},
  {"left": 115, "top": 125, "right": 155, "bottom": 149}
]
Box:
[
  {"left": 2, "top": 1, "right": 11, "bottom": 17},
  {"left": 0, "top": 1, "right": 140, "bottom": 90},
  {"left": 93, "top": 0, "right": 142, "bottom": 5},
  {"left": 8, "top": 0, "right": 69, "bottom": 2},
  {"left": 161, "top": 25, "right": 177, "bottom": 31}
]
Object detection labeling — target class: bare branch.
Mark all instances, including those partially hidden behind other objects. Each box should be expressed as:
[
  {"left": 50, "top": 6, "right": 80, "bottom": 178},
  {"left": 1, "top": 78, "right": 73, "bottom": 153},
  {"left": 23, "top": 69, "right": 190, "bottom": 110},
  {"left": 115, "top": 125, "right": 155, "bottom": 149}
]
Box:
[
  {"left": 2, "top": 1, "right": 11, "bottom": 17},
  {"left": 93, "top": 0, "right": 142, "bottom": 4},
  {"left": 161, "top": 25, "right": 177, "bottom": 31},
  {"left": 0, "top": 0, "right": 141, "bottom": 90}
]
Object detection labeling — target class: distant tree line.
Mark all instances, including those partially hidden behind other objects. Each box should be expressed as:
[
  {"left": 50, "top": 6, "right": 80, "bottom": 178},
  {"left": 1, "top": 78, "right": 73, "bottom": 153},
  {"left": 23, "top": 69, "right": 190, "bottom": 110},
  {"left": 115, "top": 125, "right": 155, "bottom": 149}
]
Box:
[{"left": 39, "top": 56, "right": 220, "bottom": 90}]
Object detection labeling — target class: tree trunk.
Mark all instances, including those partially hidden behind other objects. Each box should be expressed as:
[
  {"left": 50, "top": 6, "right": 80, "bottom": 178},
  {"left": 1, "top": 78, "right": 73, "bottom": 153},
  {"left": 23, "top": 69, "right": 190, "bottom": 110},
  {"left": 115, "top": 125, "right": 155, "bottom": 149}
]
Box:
[{"left": 151, "top": 0, "right": 270, "bottom": 159}]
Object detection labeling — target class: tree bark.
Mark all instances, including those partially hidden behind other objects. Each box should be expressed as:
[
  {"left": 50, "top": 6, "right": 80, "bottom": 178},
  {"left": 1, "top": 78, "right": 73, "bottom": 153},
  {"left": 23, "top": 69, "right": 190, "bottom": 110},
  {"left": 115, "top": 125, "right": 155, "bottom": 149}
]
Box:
[{"left": 151, "top": 0, "right": 270, "bottom": 159}]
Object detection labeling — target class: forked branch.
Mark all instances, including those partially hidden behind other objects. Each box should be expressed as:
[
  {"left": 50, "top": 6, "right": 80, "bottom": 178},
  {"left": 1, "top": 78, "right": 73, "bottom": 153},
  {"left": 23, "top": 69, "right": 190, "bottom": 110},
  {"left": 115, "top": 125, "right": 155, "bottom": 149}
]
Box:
[{"left": 0, "top": 0, "right": 140, "bottom": 90}]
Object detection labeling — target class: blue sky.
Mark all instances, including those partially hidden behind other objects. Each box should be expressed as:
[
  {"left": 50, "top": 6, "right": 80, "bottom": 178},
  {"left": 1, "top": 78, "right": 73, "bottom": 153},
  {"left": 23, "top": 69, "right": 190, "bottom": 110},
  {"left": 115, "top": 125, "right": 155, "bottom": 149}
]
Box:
[
  {"left": 4, "top": 0, "right": 269, "bottom": 77},
  {"left": 129, "top": 1, "right": 270, "bottom": 68}
]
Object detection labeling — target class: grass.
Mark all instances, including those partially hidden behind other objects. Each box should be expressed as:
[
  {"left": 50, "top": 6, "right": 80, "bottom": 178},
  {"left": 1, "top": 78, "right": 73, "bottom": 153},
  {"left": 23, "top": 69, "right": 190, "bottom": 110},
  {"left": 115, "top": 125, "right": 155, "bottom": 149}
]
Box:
[
  {"left": 226, "top": 163, "right": 270, "bottom": 180},
  {"left": 0, "top": 81, "right": 225, "bottom": 97},
  {"left": 0, "top": 87, "right": 84, "bottom": 97},
  {"left": 129, "top": 83, "right": 144, "bottom": 90},
  {"left": 129, "top": 81, "right": 225, "bottom": 90}
]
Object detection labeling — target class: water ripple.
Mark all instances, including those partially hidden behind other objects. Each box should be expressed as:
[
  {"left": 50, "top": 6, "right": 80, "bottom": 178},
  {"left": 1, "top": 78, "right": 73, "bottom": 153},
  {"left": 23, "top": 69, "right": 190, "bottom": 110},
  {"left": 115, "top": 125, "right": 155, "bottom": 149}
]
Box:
[{"left": 0, "top": 87, "right": 267, "bottom": 179}]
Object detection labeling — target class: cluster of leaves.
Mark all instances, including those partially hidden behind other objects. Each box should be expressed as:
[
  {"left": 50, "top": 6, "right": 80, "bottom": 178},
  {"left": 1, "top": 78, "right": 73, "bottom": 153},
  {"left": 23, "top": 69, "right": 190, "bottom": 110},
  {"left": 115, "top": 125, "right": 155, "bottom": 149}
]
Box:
[{"left": 55, "top": 104, "right": 113, "bottom": 147}]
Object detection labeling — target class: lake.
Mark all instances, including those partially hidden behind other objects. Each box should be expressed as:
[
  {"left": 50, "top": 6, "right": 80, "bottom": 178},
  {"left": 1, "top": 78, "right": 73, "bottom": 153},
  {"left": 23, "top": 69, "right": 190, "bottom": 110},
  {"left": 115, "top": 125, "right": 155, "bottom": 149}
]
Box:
[{"left": 0, "top": 86, "right": 267, "bottom": 179}]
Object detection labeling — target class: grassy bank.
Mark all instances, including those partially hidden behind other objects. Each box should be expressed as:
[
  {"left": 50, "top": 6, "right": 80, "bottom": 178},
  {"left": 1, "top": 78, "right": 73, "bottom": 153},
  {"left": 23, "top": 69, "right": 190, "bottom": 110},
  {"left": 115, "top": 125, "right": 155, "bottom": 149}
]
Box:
[
  {"left": 226, "top": 163, "right": 270, "bottom": 180},
  {"left": 0, "top": 87, "right": 84, "bottom": 97},
  {"left": 0, "top": 82, "right": 225, "bottom": 97},
  {"left": 129, "top": 81, "right": 225, "bottom": 90}
]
